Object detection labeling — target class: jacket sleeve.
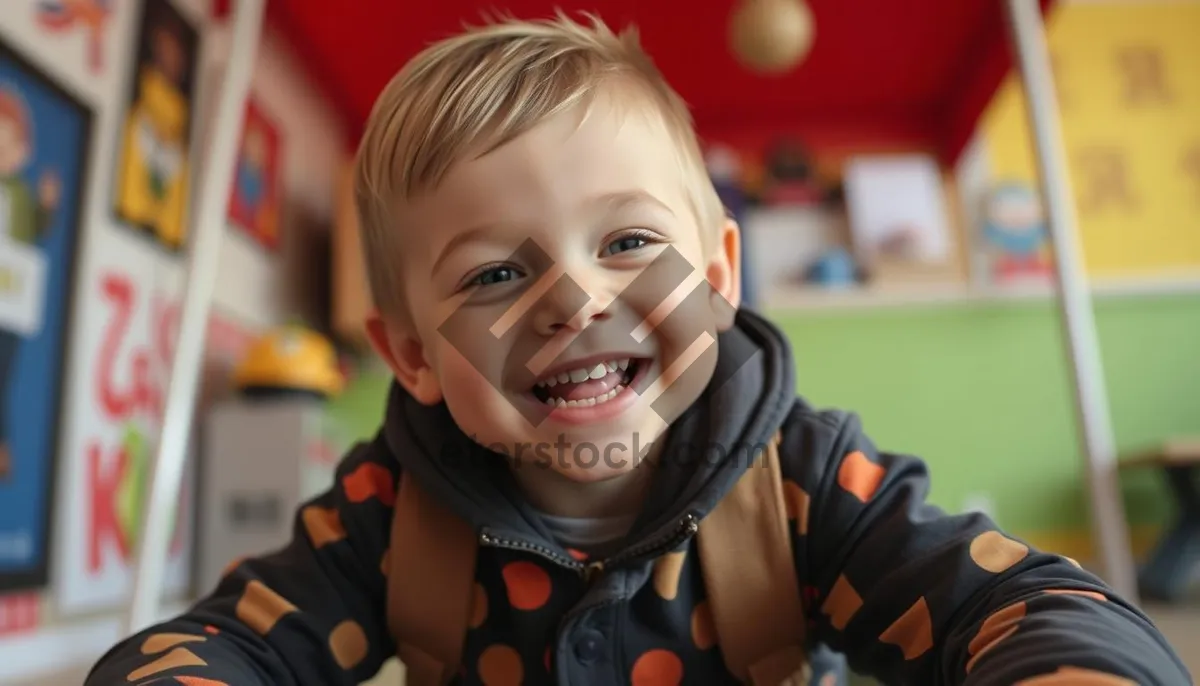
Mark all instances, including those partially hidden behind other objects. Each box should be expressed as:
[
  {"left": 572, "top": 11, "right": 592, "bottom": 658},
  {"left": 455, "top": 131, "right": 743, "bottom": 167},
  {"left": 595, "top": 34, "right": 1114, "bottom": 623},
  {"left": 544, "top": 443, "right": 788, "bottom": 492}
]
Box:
[
  {"left": 778, "top": 404, "right": 1192, "bottom": 685},
  {"left": 84, "top": 435, "right": 400, "bottom": 686}
]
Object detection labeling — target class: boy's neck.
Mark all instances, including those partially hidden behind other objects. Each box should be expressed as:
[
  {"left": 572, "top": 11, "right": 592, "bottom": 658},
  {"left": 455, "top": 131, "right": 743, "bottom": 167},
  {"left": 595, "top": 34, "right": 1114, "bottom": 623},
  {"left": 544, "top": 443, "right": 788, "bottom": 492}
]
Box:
[{"left": 509, "top": 438, "right": 665, "bottom": 520}]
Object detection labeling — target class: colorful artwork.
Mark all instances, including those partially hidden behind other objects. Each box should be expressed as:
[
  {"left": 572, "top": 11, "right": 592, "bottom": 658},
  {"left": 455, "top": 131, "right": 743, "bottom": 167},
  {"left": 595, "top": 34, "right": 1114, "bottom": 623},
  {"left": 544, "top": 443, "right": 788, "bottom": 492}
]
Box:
[
  {"left": 228, "top": 98, "right": 282, "bottom": 251},
  {"left": 35, "top": 0, "right": 114, "bottom": 74},
  {"left": 981, "top": 1, "right": 1200, "bottom": 275},
  {"left": 0, "top": 37, "right": 92, "bottom": 592},
  {"left": 980, "top": 182, "right": 1052, "bottom": 283},
  {"left": 112, "top": 0, "right": 199, "bottom": 253},
  {"left": 54, "top": 256, "right": 257, "bottom": 614}
]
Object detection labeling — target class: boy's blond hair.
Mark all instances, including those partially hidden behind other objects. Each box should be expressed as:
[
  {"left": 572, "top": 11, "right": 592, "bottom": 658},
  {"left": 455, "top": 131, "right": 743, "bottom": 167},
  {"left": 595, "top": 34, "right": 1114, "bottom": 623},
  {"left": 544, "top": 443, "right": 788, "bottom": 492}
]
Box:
[{"left": 353, "top": 12, "right": 726, "bottom": 318}]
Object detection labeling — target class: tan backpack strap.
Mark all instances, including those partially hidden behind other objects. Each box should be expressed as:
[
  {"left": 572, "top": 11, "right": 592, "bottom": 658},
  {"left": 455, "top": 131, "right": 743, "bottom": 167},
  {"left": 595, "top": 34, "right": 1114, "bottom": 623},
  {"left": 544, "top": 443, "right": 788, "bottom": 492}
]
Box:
[
  {"left": 387, "top": 472, "right": 479, "bottom": 686},
  {"left": 696, "top": 433, "right": 809, "bottom": 685}
]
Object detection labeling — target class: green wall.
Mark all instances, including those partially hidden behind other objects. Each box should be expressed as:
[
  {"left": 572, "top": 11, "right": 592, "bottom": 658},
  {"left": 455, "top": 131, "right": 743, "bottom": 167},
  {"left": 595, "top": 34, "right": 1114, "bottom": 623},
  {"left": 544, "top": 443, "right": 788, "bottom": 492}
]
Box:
[
  {"left": 771, "top": 293, "right": 1200, "bottom": 534},
  {"left": 327, "top": 293, "right": 1200, "bottom": 535}
]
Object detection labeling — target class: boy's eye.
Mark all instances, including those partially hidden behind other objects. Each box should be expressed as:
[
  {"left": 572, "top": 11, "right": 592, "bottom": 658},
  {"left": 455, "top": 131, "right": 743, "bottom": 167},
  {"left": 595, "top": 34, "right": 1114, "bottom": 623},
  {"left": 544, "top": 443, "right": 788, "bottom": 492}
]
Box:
[
  {"left": 604, "top": 235, "right": 649, "bottom": 256},
  {"left": 469, "top": 266, "right": 519, "bottom": 287}
]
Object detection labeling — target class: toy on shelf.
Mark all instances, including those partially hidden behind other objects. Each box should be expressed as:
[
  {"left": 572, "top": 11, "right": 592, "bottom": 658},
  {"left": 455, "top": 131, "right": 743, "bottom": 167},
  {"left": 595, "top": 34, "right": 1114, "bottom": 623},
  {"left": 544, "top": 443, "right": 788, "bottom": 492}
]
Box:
[
  {"left": 979, "top": 182, "right": 1053, "bottom": 283},
  {"left": 233, "top": 325, "right": 344, "bottom": 400},
  {"left": 757, "top": 137, "right": 825, "bottom": 206},
  {"left": 803, "top": 246, "right": 860, "bottom": 289}
]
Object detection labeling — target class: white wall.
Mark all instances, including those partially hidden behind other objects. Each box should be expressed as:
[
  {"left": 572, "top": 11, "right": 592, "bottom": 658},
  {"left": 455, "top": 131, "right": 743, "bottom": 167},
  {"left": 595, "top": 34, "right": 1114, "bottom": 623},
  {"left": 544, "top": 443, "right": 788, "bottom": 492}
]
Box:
[{"left": 0, "top": 0, "right": 346, "bottom": 681}]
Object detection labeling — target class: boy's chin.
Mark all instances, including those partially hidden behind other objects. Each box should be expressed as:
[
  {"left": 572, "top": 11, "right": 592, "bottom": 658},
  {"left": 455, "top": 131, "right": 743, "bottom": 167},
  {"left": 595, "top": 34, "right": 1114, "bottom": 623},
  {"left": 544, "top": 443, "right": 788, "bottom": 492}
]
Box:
[{"left": 547, "top": 457, "right": 642, "bottom": 484}]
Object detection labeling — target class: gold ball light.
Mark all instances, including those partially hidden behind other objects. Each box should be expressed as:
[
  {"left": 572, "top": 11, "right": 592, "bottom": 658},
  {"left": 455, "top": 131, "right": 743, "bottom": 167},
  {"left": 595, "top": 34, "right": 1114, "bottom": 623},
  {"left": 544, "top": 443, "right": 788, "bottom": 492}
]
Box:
[{"left": 729, "top": 0, "right": 815, "bottom": 75}]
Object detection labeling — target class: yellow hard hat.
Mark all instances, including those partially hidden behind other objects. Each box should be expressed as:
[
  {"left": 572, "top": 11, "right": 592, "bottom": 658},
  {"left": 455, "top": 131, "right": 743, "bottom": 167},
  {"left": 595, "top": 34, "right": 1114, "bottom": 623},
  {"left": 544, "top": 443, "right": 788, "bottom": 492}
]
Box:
[{"left": 233, "top": 325, "right": 344, "bottom": 399}]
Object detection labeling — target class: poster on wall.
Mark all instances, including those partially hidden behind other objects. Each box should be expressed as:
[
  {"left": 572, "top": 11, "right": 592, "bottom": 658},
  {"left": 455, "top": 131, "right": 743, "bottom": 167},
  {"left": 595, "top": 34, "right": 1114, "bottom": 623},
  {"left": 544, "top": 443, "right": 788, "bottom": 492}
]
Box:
[
  {"left": 53, "top": 248, "right": 259, "bottom": 614},
  {"left": 228, "top": 97, "right": 283, "bottom": 252},
  {"left": 0, "top": 37, "right": 92, "bottom": 592},
  {"left": 54, "top": 254, "right": 196, "bottom": 614},
  {"left": 111, "top": 0, "right": 199, "bottom": 254}
]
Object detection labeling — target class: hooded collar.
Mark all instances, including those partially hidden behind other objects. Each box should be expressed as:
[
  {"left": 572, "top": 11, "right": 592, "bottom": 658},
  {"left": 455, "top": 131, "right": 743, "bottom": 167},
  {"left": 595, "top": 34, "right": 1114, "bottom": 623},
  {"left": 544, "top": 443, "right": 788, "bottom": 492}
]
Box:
[{"left": 380, "top": 307, "right": 795, "bottom": 570}]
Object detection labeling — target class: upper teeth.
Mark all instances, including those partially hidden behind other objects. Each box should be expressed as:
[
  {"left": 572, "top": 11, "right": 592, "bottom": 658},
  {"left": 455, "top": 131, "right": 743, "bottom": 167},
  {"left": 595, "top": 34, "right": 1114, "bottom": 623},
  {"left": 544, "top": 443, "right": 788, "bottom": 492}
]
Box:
[{"left": 536, "top": 359, "right": 630, "bottom": 388}]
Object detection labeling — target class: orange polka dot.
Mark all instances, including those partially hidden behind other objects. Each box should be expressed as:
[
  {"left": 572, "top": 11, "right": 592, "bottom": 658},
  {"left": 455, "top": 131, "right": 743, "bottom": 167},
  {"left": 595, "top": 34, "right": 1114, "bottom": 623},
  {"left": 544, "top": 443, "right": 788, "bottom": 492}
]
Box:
[
  {"left": 329, "top": 620, "right": 369, "bottom": 670},
  {"left": 782, "top": 479, "right": 810, "bottom": 536},
  {"left": 478, "top": 644, "right": 524, "bottom": 686},
  {"left": 141, "top": 633, "right": 206, "bottom": 654},
  {"left": 969, "top": 531, "right": 1028, "bottom": 573},
  {"left": 837, "top": 451, "right": 885, "bottom": 502},
  {"left": 821, "top": 575, "right": 863, "bottom": 631},
  {"left": 631, "top": 649, "right": 684, "bottom": 686},
  {"left": 343, "top": 463, "right": 396, "bottom": 507},
  {"left": 203, "top": 625, "right": 220, "bottom": 635},
  {"left": 126, "top": 647, "right": 207, "bottom": 681},
  {"left": 501, "top": 561, "right": 552, "bottom": 610},
  {"left": 1044, "top": 588, "right": 1108, "bottom": 602},
  {"left": 566, "top": 548, "right": 589, "bottom": 561},
  {"left": 235, "top": 580, "right": 298, "bottom": 636},
  {"left": 469, "top": 583, "right": 488, "bottom": 629},
  {"left": 967, "top": 601, "right": 1026, "bottom": 673},
  {"left": 1014, "top": 666, "right": 1136, "bottom": 685},
  {"left": 301, "top": 505, "right": 346, "bottom": 548},
  {"left": 879, "top": 597, "right": 933, "bottom": 660},
  {"left": 175, "top": 678, "right": 230, "bottom": 686},
  {"left": 691, "top": 602, "right": 716, "bottom": 650},
  {"left": 653, "top": 551, "right": 688, "bottom": 601}
]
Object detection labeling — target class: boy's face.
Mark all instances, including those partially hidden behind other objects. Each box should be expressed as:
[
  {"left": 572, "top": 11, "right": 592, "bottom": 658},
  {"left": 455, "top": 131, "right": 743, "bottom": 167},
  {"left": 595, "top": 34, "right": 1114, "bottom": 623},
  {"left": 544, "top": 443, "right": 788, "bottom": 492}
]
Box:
[{"left": 368, "top": 88, "right": 740, "bottom": 484}]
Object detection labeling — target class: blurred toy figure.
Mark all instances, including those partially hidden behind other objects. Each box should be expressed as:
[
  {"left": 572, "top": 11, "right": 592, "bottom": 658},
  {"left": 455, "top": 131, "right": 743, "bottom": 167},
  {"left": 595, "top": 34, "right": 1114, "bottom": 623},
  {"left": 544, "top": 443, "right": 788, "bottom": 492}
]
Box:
[
  {"left": 0, "top": 86, "right": 60, "bottom": 482},
  {"left": 231, "top": 122, "right": 277, "bottom": 246},
  {"left": 115, "top": 19, "right": 190, "bottom": 249},
  {"left": 805, "top": 246, "right": 858, "bottom": 289},
  {"left": 982, "top": 182, "right": 1052, "bottom": 281},
  {"left": 760, "top": 137, "right": 824, "bottom": 205}
]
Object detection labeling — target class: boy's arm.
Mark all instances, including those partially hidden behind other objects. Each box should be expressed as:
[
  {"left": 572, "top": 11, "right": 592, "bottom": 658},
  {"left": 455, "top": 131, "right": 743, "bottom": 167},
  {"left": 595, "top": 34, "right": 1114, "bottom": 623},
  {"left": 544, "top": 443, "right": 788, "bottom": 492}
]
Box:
[
  {"left": 781, "top": 407, "right": 1191, "bottom": 685},
  {"left": 85, "top": 436, "right": 400, "bottom": 686}
]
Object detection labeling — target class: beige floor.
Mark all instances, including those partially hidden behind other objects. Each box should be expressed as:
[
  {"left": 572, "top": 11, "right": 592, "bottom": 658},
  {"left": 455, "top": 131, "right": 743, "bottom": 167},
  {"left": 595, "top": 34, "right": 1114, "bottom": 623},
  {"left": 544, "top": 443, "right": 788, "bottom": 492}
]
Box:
[{"left": 18, "top": 602, "right": 1199, "bottom": 685}]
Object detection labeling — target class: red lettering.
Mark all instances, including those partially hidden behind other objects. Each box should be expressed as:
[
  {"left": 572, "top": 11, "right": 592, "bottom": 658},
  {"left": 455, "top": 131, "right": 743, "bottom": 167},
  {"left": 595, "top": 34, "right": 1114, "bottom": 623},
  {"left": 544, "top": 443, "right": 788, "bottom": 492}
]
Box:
[
  {"left": 0, "top": 594, "right": 40, "bottom": 636},
  {"left": 95, "top": 273, "right": 162, "bottom": 423},
  {"left": 87, "top": 441, "right": 129, "bottom": 573},
  {"left": 96, "top": 274, "right": 136, "bottom": 419}
]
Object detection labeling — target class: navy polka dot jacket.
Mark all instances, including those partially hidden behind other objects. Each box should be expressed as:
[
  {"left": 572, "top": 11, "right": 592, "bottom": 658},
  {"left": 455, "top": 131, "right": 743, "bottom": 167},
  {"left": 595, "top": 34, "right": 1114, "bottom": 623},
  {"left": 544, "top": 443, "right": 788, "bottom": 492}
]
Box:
[{"left": 86, "top": 310, "right": 1190, "bottom": 685}]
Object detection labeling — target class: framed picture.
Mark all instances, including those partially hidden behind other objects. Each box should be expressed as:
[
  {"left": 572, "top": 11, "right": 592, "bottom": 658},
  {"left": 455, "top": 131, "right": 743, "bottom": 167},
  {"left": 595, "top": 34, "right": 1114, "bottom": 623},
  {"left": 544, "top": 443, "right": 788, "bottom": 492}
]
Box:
[
  {"left": 228, "top": 97, "right": 282, "bottom": 252},
  {"left": 0, "top": 35, "right": 93, "bottom": 592},
  {"left": 112, "top": 0, "right": 199, "bottom": 254}
]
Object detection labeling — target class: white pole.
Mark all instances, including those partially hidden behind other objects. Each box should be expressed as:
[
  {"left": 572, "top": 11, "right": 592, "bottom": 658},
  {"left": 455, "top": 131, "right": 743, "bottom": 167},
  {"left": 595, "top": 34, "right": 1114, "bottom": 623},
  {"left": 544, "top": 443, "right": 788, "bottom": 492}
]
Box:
[
  {"left": 125, "top": 0, "right": 267, "bottom": 634},
  {"left": 1002, "top": 0, "right": 1139, "bottom": 603}
]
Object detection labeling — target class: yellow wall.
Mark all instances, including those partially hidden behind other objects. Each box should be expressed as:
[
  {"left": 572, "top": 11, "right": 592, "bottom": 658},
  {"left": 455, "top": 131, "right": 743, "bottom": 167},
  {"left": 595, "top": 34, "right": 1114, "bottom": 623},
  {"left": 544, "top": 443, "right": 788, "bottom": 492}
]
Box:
[{"left": 980, "top": 1, "right": 1200, "bottom": 276}]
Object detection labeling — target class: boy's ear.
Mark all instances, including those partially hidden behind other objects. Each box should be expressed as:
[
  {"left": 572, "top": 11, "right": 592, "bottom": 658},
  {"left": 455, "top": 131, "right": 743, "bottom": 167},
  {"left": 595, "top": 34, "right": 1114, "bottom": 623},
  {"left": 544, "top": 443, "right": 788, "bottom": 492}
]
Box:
[
  {"left": 364, "top": 310, "right": 443, "bottom": 405},
  {"left": 705, "top": 217, "right": 741, "bottom": 331}
]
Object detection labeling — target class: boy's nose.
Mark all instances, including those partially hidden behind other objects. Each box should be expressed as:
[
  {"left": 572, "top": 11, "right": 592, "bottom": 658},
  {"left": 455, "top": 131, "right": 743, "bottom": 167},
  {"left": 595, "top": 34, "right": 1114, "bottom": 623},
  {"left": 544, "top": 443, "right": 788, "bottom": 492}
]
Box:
[{"left": 531, "top": 272, "right": 612, "bottom": 336}]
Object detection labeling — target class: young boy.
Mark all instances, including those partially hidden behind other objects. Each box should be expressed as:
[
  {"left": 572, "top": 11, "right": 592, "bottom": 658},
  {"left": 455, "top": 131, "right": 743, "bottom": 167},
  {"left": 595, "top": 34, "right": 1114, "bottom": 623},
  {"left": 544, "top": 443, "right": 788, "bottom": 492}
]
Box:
[{"left": 87, "top": 14, "right": 1189, "bottom": 686}]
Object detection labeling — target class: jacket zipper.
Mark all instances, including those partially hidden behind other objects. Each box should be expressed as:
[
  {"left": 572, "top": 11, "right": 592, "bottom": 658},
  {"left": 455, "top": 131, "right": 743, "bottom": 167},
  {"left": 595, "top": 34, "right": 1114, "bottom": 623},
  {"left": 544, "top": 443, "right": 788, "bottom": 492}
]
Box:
[{"left": 478, "top": 513, "right": 700, "bottom": 584}]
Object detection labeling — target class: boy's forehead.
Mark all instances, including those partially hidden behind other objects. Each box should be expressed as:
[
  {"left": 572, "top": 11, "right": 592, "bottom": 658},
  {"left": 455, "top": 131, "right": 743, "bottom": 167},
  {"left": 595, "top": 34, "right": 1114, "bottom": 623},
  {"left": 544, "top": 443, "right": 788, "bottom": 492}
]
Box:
[{"left": 397, "top": 93, "right": 688, "bottom": 258}]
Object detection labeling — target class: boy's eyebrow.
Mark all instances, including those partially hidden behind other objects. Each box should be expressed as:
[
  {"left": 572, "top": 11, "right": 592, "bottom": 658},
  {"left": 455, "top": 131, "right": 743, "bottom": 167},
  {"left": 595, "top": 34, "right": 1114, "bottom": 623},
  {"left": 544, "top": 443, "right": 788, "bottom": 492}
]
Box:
[
  {"left": 431, "top": 226, "right": 494, "bottom": 276},
  {"left": 593, "top": 189, "right": 676, "bottom": 217}
]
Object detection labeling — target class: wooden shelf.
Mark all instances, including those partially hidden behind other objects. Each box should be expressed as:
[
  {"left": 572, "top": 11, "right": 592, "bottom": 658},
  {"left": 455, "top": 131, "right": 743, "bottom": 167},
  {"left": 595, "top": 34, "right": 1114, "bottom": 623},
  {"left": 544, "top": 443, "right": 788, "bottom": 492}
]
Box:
[{"left": 761, "top": 273, "right": 1200, "bottom": 314}]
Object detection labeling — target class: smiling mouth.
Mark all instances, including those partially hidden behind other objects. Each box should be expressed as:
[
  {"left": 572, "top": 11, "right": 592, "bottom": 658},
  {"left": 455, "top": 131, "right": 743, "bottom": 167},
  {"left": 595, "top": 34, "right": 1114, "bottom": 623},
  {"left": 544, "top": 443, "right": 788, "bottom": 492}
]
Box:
[{"left": 529, "top": 357, "right": 647, "bottom": 408}]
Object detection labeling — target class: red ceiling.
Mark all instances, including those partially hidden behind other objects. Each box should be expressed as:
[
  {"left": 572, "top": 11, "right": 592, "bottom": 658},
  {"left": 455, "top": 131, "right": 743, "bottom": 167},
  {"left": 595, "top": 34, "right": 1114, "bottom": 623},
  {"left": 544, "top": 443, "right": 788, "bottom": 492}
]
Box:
[{"left": 263, "top": 0, "right": 1056, "bottom": 166}]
